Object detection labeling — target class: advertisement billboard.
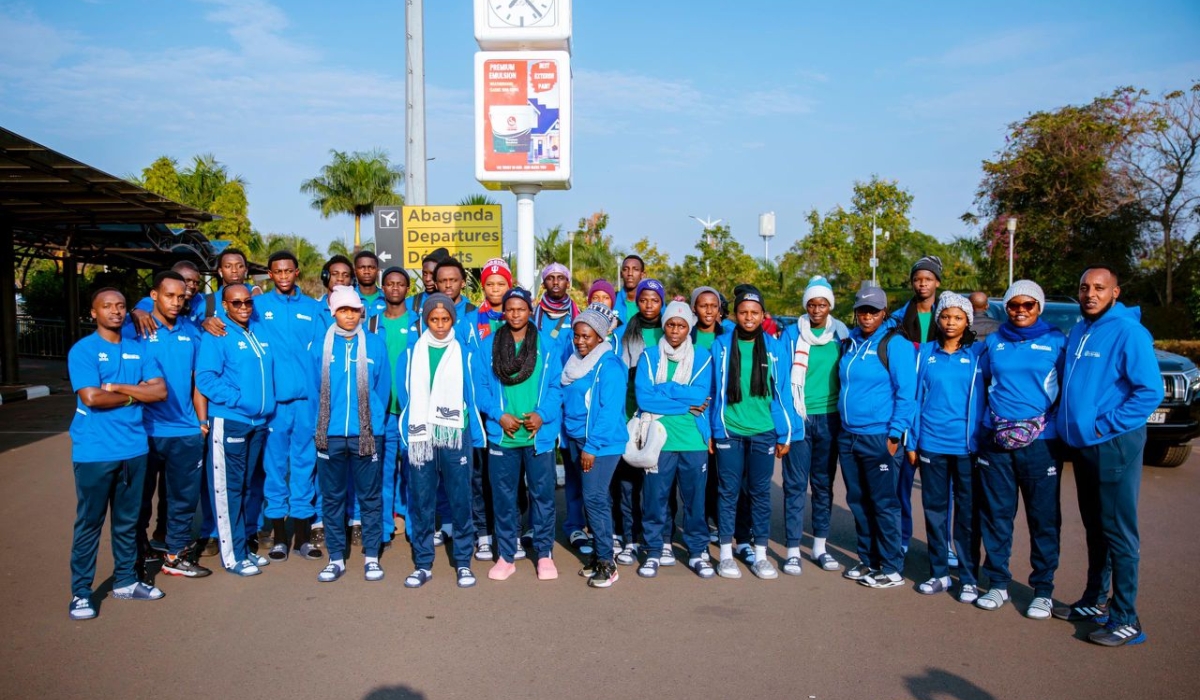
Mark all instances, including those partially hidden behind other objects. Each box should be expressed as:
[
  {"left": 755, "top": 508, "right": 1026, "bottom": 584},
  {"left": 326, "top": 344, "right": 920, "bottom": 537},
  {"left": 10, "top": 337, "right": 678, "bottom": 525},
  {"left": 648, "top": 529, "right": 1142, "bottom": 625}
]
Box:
[{"left": 475, "top": 50, "right": 572, "bottom": 190}]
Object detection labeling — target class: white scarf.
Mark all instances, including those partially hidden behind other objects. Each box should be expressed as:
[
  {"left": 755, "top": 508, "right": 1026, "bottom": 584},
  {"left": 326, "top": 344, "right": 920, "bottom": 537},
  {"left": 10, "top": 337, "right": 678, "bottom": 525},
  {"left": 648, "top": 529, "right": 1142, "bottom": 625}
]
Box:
[
  {"left": 561, "top": 340, "right": 613, "bottom": 386},
  {"left": 791, "top": 315, "right": 840, "bottom": 419},
  {"left": 655, "top": 335, "right": 694, "bottom": 385},
  {"left": 407, "top": 329, "right": 464, "bottom": 466}
]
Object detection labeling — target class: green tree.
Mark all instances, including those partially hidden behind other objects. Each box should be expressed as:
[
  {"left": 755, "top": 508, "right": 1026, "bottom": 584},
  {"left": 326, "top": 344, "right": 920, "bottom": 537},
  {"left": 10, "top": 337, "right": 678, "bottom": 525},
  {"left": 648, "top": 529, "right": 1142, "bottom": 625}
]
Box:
[
  {"left": 1117, "top": 82, "right": 1200, "bottom": 303},
  {"left": 132, "top": 153, "right": 256, "bottom": 255},
  {"left": 458, "top": 193, "right": 500, "bottom": 207},
  {"left": 672, "top": 224, "right": 759, "bottom": 302},
  {"left": 301, "top": 149, "right": 404, "bottom": 251},
  {"left": 140, "top": 156, "right": 182, "bottom": 203},
  {"left": 536, "top": 211, "right": 625, "bottom": 299},
  {"left": 965, "top": 89, "right": 1146, "bottom": 295}
]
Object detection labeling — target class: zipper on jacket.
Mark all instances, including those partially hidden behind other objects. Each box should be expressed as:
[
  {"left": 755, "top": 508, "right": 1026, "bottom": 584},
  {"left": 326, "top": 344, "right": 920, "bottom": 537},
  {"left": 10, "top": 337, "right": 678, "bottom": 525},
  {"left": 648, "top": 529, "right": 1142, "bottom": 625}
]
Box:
[{"left": 245, "top": 327, "right": 267, "bottom": 417}]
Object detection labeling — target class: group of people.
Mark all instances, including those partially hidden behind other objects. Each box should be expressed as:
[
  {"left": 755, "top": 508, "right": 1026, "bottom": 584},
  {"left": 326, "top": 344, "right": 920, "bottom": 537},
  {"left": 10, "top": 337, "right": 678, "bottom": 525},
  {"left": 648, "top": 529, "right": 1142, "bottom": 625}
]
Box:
[{"left": 65, "top": 245, "right": 1161, "bottom": 648}]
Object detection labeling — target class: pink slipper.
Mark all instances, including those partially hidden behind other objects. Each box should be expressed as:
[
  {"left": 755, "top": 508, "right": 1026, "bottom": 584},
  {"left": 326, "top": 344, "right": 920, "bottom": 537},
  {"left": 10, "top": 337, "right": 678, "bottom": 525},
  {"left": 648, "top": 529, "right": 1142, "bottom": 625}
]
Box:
[
  {"left": 537, "top": 557, "right": 558, "bottom": 580},
  {"left": 488, "top": 560, "right": 517, "bottom": 581}
]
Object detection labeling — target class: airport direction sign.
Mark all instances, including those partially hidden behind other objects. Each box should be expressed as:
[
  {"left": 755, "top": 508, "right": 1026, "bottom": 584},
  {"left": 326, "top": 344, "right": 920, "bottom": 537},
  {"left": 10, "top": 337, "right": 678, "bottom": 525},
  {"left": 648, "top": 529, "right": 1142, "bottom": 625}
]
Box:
[{"left": 377, "top": 204, "right": 503, "bottom": 268}]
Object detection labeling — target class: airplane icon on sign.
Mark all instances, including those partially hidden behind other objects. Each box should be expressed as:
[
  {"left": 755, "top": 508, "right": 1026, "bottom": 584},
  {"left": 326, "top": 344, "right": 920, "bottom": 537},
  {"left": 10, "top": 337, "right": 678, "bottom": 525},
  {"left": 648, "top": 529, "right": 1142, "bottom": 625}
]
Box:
[{"left": 379, "top": 210, "right": 399, "bottom": 228}]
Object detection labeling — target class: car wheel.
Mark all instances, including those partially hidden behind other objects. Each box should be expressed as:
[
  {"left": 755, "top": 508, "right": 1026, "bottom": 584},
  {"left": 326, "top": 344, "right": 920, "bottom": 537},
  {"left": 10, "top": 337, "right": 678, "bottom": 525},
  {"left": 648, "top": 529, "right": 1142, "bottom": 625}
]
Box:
[{"left": 1144, "top": 443, "right": 1191, "bottom": 468}]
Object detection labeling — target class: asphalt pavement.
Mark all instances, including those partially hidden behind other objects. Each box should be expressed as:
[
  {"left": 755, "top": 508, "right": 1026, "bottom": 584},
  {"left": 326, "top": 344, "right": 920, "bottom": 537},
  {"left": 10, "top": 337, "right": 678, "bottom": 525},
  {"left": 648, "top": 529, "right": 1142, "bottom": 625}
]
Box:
[{"left": 1, "top": 393, "right": 1197, "bottom": 700}]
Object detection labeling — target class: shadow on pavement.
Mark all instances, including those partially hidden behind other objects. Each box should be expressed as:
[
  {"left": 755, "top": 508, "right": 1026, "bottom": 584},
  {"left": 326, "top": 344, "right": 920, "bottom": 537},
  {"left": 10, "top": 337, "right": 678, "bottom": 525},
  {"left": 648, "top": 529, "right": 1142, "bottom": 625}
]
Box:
[
  {"left": 364, "top": 685, "right": 426, "bottom": 700},
  {"left": 905, "top": 667, "right": 998, "bottom": 700}
]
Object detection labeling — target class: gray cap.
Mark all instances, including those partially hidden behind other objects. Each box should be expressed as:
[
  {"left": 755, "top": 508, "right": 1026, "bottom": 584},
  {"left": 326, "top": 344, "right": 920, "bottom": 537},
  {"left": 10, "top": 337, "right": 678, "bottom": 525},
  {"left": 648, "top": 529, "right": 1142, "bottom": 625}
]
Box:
[
  {"left": 689, "top": 285, "right": 721, "bottom": 309},
  {"left": 853, "top": 282, "right": 888, "bottom": 311}
]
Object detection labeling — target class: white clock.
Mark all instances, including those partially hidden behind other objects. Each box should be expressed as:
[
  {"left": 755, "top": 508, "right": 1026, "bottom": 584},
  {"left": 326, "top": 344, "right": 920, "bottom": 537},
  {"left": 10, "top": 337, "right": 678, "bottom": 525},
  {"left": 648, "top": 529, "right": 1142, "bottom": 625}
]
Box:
[
  {"left": 488, "top": 0, "right": 556, "bottom": 28},
  {"left": 475, "top": 0, "right": 571, "bottom": 51}
]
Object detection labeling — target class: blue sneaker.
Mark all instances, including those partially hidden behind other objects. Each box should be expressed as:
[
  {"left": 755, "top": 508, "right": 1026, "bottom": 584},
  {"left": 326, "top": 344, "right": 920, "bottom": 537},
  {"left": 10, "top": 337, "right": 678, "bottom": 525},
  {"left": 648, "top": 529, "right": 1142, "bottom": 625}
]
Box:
[
  {"left": 110, "top": 582, "right": 164, "bottom": 600},
  {"left": 69, "top": 596, "right": 96, "bottom": 620},
  {"left": 228, "top": 559, "right": 262, "bottom": 577},
  {"left": 1088, "top": 620, "right": 1146, "bottom": 647}
]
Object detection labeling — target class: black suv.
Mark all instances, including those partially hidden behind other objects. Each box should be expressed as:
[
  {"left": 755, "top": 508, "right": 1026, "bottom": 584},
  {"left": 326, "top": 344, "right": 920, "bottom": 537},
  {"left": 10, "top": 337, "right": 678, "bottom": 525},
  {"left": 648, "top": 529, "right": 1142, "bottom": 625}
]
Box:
[{"left": 988, "top": 299, "right": 1200, "bottom": 467}]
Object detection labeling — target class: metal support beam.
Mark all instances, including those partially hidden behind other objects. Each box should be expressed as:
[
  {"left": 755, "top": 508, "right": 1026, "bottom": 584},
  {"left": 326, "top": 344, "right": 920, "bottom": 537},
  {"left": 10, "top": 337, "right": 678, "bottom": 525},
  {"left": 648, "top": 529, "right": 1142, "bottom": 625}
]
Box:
[
  {"left": 64, "top": 256, "right": 80, "bottom": 349},
  {"left": 0, "top": 221, "right": 18, "bottom": 384}
]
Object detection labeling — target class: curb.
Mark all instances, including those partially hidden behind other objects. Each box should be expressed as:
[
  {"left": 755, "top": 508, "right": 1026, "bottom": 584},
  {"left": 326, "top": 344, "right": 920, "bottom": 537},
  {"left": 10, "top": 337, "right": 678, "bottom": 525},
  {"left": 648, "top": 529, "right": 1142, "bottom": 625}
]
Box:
[{"left": 0, "top": 386, "right": 51, "bottom": 405}]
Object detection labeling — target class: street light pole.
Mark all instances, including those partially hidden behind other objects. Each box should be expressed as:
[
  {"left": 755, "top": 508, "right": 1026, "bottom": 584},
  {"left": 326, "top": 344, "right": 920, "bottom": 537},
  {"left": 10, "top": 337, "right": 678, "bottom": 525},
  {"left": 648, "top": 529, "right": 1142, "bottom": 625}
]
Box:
[
  {"left": 1007, "top": 216, "right": 1018, "bottom": 288},
  {"left": 869, "top": 209, "right": 884, "bottom": 286},
  {"left": 567, "top": 229, "right": 575, "bottom": 288},
  {"left": 689, "top": 215, "right": 722, "bottom": 277},
  {"left": 759, "top": 212, "right": 775, "bottom": 262}
]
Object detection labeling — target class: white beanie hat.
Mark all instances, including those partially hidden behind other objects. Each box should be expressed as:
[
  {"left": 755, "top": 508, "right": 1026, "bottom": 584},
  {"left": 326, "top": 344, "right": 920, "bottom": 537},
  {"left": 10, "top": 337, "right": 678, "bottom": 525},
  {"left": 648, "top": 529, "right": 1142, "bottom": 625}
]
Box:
[
  {"left": 662, "top": 300, "right": 697, "bottom": 330},
  {"left": 935, "top": 291, "right": 974, "bottom": 327},
  {"left": 802, "top": 276, "right": 835, "bottom": 309},
  {"left": 1003, "top": 280, "right": 1045, "bottom": 310}
]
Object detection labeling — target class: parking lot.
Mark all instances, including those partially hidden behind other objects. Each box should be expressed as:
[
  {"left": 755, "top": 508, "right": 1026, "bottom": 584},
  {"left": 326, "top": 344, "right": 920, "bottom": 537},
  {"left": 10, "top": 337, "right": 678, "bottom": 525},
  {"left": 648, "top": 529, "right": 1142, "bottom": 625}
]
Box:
[{"left": 1, "top": 391, "right": 1197, "bottom": 700}]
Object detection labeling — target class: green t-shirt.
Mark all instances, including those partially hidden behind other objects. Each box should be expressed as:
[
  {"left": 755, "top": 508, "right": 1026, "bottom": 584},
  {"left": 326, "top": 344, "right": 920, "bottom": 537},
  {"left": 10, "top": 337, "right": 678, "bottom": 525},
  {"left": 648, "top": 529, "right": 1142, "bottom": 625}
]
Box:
[
  {"left": 661, "top": 361, "right": 708, "bottom": 452},
  {"left": 624, "top": 298, "right": 639, "bottom": 323},
  {"left": 500, "top": 340, "right": 543, "bottom": 448},
  {"left": 695, "top": 330, "right": 716, "bottom": 350},
  {"left": 428, "top": 345, "right": 446, "bottom": 390},
  {"left": 803, "top": 327, "right": 839, "bottom": 415},
  {"left": 918, "top": 311, "right": 932, "bottom": 342},
  {"left": 724, "top": 339, "right": 774, "bottom": 437},
  {"left": 488, "top": 318, "right": 504, "bottom": 336},
  {"left": 379, "top": 313, "right": 412, "bottom": 414},
  {"left": 642, "top": 326, "right": 664, "bottom": 347}
]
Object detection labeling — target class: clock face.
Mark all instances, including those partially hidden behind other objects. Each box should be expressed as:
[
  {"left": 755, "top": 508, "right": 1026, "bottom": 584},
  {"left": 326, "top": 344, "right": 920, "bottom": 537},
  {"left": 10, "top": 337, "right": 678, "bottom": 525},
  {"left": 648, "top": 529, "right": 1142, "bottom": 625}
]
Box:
[{"left": 489, "top": 0, "right": 556, "bottom": 28}]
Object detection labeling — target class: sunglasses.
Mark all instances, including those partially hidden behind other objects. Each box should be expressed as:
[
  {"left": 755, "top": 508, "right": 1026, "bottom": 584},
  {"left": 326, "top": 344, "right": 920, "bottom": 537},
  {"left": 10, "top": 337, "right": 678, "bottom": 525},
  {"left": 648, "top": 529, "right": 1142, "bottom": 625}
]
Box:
[
  {"left": 1006, "top": 300, "right": 1037, "bottom": 312},
  {"left": 227, "top": 299, "right": 254, "bottom": 309}
]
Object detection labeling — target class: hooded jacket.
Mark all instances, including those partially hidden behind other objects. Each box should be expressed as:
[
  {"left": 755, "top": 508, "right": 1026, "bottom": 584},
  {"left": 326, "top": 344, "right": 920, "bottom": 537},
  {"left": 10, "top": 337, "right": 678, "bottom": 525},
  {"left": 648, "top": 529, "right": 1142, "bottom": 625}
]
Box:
[
  {"left": 474, "top": 329, "right": 565, "bottom": 456},
  {"left": 307, "top": 330, "right": 391, "bottom": 437},
  {"left": 634, "top": 344, "right": 715, "bottom": 446},
  {"left": 560, "top": 350, "right": 628, "bottom": 457},
  {"left": 396, "top": 337, "right": 486, "bottom": 451},
  {"left": 838, "top": 326, "right": 917, "bottom": 438},
  {"left": 1058, "top": 303, "right": 1164, "bottom": 448},
  {"left": 910, "top": 341, "right": 986, "bottom": 454},
  {"left": 195, "top": 320, "right": 276, "bottom": 426},
  {"left": 709, "top": 333, "right": 800, "bottom": 443},
  {"left": 255, "top": 288, "right": 325, "bottom": 403},
  {"left": 980, "top": 324, "right": 1066, "bottom": 439}
]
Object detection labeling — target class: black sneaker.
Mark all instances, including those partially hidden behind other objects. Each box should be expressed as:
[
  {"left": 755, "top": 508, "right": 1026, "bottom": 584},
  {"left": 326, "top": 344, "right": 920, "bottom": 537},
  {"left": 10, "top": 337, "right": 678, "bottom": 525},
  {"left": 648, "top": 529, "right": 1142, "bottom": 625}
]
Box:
[
  {"left": 1088, "top": 620, "right": 1146, "bottom": 647},
  {"left": 578, "top": 554, "right": 599, "bottom": 578},
  {"left": 1052, "top": 601, "right": 1109, "bottom": 623},
  {"left": 161, "top": 555, "right": 213, "bottom": 578},
  {"left": 350, "top": 524, "right": 363, "bottom": 547},
  {"left": 588, "top": 560, "right": 619, "bottom": 588}
]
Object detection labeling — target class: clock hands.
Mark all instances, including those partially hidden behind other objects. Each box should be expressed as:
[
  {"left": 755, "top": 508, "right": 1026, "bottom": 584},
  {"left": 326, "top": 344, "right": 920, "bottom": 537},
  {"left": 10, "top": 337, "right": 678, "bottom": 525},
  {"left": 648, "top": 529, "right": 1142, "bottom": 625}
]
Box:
[{"left": 522, "top": 0, "right": 543, "bottom": 18}]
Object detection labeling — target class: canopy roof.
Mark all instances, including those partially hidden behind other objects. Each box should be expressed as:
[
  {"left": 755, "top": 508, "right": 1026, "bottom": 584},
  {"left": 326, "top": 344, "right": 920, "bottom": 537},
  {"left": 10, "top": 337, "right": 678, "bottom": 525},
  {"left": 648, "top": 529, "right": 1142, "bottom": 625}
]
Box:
[{"left": 0, "top": 127, "right": 214, "bottom": 227}]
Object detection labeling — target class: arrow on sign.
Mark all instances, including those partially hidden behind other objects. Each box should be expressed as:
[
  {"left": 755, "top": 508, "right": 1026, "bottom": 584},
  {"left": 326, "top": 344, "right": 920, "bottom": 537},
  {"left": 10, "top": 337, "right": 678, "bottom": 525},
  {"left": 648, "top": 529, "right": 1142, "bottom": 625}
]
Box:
[{"left": 378, "top": 251, "right": 392, "bottom": 262}]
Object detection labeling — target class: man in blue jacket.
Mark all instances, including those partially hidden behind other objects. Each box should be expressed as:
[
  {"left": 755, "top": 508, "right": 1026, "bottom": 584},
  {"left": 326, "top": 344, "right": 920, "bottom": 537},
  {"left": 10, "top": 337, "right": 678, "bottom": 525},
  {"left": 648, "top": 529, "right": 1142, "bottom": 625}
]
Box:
[
  {"left": 195, "top": 284, "right": 277, "bottom": 576},
  {"left": 1058, "top": 265, "right": 1163, "bottom": 647},
  {"left": 256, "top": 250, "right": 326, "bottom": 561}
]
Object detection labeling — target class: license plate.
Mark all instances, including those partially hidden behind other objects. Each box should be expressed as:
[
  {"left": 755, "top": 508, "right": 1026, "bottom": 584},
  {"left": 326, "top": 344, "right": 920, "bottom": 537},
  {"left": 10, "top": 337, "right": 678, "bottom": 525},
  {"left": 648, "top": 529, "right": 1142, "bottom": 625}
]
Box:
[{"left": 1148, "top": 411, "right": 1167, "bottom": 424}]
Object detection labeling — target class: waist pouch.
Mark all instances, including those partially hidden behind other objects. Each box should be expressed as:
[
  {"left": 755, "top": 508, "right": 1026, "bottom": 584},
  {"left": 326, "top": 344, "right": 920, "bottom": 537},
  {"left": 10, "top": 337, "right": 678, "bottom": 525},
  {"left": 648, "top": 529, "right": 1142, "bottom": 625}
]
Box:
[{"left": 991, "top": 410, "right": 1046, "bottom": 450}]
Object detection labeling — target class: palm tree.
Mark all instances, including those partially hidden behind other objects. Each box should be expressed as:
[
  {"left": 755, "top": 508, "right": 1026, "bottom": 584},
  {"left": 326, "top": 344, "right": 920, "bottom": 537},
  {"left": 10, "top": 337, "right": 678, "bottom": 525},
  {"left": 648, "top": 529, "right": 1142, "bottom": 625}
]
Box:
[
  {"left": 300, "top": 149, "right": 404, "bottom": 251},
  {"left": 264, "top": 233, "right": 327, "bottom": 297},
  {"left": 458, "top": 193, "right": 500, "bottom": 207}
]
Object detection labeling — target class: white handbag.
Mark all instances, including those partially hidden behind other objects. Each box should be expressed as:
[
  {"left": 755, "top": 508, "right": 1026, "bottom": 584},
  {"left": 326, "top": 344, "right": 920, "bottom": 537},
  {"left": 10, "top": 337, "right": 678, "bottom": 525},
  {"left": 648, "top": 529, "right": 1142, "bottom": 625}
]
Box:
[{"left": 623, "top": 412, "right": 667, "bottom": 470}]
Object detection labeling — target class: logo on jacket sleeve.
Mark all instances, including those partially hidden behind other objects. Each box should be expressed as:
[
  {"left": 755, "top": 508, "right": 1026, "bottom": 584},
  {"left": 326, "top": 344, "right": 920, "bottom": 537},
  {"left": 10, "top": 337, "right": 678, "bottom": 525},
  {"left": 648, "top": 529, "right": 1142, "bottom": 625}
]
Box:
[{"left": 98, "top": 352, "right": 109, "bottom": 362}]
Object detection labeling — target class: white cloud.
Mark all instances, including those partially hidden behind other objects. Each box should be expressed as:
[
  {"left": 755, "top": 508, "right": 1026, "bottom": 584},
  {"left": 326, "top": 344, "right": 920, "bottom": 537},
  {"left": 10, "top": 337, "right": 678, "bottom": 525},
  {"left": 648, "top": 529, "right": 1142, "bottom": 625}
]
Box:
[
  {"left": 909, "top": 26, "right": 1061, "bottom": 68},
  {"left": 741, "top": 89, "right": 815, "bottom": 116}
]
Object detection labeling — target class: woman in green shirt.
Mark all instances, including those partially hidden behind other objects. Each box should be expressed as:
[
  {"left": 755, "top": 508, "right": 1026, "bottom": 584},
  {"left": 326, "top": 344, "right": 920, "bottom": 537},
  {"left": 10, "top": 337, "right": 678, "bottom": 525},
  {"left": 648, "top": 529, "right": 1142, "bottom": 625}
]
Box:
[{"left": 475, "top": 289, "right": 565, "bottom": 582}]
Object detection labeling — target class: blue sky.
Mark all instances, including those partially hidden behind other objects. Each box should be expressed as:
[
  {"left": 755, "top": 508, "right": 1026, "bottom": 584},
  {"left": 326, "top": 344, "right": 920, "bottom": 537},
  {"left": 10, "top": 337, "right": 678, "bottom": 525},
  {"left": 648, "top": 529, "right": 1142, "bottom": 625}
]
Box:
[{"left": 2, "top": 0, "right": 1197, "bottom": 263}]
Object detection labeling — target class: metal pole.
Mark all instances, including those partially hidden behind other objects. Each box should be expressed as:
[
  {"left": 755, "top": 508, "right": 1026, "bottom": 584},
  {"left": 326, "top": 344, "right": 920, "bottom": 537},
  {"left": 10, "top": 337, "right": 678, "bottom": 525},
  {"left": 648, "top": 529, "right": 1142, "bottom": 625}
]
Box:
[
  {"left": 64, "top": 256, "right": 80, "bottom": 349},
  {"left": 512, "top": 185, "right": 540, "bottom": 290},
  {"left": 0, "top": 222, "right": 18, "bottom": 384},
  {"left": 568, "top": 237, "right": 574, "bottom": 285},
  {"left": 1008, "top": 228, "right": 1014, "bottom": 288},
  {"left": 405, "top": 0, "right": 427, "bottom": 206}
]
